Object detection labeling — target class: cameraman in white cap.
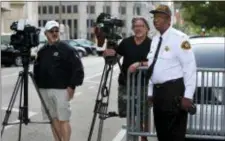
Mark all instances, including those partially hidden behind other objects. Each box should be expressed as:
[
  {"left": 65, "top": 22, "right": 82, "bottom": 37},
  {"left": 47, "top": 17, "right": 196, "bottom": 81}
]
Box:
[
  {"left": 33, "top": 20, "right": 84, "bottom": 141},
  {"left": 44, "top": 20, "right": 60, "bottom": 44}
]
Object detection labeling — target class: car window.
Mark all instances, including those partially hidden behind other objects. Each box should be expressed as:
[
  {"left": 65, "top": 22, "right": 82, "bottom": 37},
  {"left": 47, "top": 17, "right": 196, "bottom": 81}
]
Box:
[
  {"left": 39, "top": 33, "right": 47, "bottom": 43},
  {"left": 1, "top": 44, "right": 8, "bottom": 50},
  {"left": 192, "top": 43, "right": 225, "bottom": 69},
  {"left": 69, "top": 41, "right": 79, "bottom": 46},
  {"left": 76, "top": 40, "right": 86, "bottom": 45},
  {"left": 1, "top": 35, "right": 11, "bottom": 44},
  {"left": 75, "top": 39, "right": 94, "bottom": 46},
  {"left": 85, "top": 40, "right": 95, "bottom": 45}
]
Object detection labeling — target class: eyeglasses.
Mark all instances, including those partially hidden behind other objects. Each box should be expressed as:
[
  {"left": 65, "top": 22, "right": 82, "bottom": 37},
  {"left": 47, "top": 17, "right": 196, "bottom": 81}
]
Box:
[
  {"left": 49, "top": 29, "right": 59, "bottom": 33},
  {"left": 133, "top": 25, "right": 145, "bottom": 28}
]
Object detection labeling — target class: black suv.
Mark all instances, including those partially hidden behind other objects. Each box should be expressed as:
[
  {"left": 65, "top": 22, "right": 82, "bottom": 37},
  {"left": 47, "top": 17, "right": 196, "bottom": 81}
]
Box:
[{"left": 1, "top": 44, "right": 22, "bottom": 67}]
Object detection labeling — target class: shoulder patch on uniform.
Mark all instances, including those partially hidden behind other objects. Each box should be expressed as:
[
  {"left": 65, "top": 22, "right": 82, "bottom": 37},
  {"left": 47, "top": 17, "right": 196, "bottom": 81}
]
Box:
[{"left": 181, "top": 41, "right": 191, "bottom": 50}]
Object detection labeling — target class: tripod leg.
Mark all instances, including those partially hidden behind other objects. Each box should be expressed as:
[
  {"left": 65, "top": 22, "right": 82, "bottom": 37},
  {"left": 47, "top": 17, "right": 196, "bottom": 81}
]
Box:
[
  {"left": 1, "top": 74, "right": 23, "bottom": 136},
  {"left": 96, "top": 103, "right": 108, "bottom": 141},
  {"left": 96, "top": 64, "right": 114, "bottom": 141},
  {"left": 28, "top": 72, "right": 62, "bottom": 141},
  {"left": 96, "top": 119, "right": 104, "bottom": 141},
  {"left": 87, "top": 64, "right": 108, "bottom": 141},
  {"left": 87, "top": 110, "right": 98, "bottom": 141},
  {"left": 18, "top": 73, "right": 25, "bottom": 141},
  {"left": 18, "top": 119, "right": 23, "bottom": 141}
]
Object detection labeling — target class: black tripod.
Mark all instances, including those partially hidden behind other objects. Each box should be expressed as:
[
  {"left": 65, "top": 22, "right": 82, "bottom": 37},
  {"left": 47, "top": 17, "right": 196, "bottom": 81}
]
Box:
[
  {"left": 87, "top": 43, "right": 123, "bottom": 141},
  {"left": 1, "top": 53, "right": 61, "bottom": 141}
]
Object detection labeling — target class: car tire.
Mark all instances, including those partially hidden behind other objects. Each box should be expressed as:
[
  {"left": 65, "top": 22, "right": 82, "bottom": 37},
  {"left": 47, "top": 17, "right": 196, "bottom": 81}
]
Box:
[
  {"left": 97, "top": 51, "right": 103, "bottom": 56},
  {"left": 14, "top": 56, "right": 22, "bottom": 66},
  {"left": 92, "top": 50, "right": 98, "bottom": 56},
  {"left": 77, "top": 51, "right": 83, "bottom": 58}
]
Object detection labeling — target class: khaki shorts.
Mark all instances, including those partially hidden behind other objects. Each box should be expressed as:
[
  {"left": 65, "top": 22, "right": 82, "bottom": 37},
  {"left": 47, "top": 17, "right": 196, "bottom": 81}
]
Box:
[{"left": 39, "top": 89, "right": 71, "bottom": 121}]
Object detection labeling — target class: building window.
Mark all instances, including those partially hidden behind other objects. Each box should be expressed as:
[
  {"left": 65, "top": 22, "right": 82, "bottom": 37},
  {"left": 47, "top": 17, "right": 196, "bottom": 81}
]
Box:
[
  {"left": 74, "top": 19, "right": 77, "bottom": 29},
  {"left": 38, "top": 20, "right": 41, "bottom": 27},
  {"left": 62, "top": 5, "right": 65, "bottom": 13},
  {"left": 87, "top": 33, "right": 89, "bottom": 39},
  {"left": 49, "top": 6, "right": 53, "bottom": 14},
  {"left": 73, "top": 19, "right": 78, "bottom": 39},
  {"left": 43, "top": 20, "right": 47, "bottom": 26},
  {"left": 67, "top": 20, "right": 71, "bottom": 28},
  {"left": 73, "top": 5, "right": 78, "bottom": 13},
  {"left": 87, "top": 19, "right": 94, "bottom": 28},
  {"left": 106, "top": 6, "right": 111, "bottom": 14},
  {"left": 87, "top": 33, "right": 91, "bottom": 40},
  {"left": 62, "top": 19, "right": 66, "bottom": 25},
  {"left": 121, "top": 6, "right": 126, "bottom": 15},
  {"left": 134, "top": 7, "right": 141, "bottom": 15},
  {"left": 67, "top": 19, "right": 72, "bottom": 38},
  {"left": 55, "top": 6, "right": 59, "bottom": 14},
  {"left": 91, "top": 33, "right": 95, "bottom": 41},
  {"left": 103, "top": 6, "right": 111, "bottom": 14},
  {"left": 90, "top": 5, "right": 95, "bottom": 14},
  {"left": 86, "top": 19, "right": 89, "bottom": 28},
  {"left": 74, "top": 32, "right": 77, "bottom": 39},
  {"left": 42, "top": 6, "right": 47, "bottom": 14},
  {"left": 38, "top": 6, "right": 41, "bottom": 14},
  {"left": 136, "top": 7, "right": 141, "bottom": 15},
  {"left": 90, "top": 19, "right": 94, "bottom": 27},
  {"left": 67, "top": 5, "right": 71, "bottom": 13}
]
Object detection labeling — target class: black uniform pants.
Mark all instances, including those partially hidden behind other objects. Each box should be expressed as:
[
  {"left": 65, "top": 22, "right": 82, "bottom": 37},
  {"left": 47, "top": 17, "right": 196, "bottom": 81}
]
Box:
[{"left": 152, "top": 78, "right": 188, "bottom": 141}]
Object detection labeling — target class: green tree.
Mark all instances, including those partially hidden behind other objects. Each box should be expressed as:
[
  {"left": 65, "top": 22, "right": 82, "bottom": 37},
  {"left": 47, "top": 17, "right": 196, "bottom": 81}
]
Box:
[{"left": 177, "top": 1, "right": 225, "bottom": 30}]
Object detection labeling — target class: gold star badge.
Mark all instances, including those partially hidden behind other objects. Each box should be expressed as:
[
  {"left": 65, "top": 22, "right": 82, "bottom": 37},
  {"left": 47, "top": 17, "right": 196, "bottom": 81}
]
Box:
[
  {"left": 165, "top": 46, "right": 170, "bottom": 51},
  {"left": 181, "top": 41, "right": 191, "bottom": 50}
]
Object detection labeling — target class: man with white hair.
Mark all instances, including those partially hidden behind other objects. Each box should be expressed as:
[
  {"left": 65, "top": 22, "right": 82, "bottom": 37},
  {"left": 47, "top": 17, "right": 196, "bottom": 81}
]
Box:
[{"left": 33, "top": 20, "right": 84, "bottom": 141}]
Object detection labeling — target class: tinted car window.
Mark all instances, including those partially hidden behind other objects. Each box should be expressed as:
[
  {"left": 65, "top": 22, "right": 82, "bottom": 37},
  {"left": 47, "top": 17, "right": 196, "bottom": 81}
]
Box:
[
  {"left": 192, "top": 43, "right": 225, "bottom": 69},
  {"left": 1, "top": 35, "right": 10, "bottom": 44},
  {"left": 75, "top": 39, "right": 94, "bottom": 46},
  {"left": 69, "top": 41, "right": 79, "bottom": 46}
]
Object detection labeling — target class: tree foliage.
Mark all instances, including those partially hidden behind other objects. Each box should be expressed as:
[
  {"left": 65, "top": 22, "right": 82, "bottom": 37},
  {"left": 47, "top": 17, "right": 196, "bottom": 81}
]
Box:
[{"left": 178, "top": 1, "right": 225, "bottom": 29}]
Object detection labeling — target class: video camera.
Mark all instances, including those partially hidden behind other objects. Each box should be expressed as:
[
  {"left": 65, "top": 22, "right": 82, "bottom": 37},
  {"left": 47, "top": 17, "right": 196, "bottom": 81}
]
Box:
[
  {"left": 10, "top": 19, "right": 40, "bottom": 52},
  {"left": 95, "top": 13, "right": 124, "bottom": 48}
]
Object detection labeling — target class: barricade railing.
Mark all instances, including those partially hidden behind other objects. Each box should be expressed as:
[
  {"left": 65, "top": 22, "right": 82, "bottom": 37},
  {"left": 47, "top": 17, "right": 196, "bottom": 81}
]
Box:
[{"left": 126, "top": 67, "right": 225, "bottom": 141}]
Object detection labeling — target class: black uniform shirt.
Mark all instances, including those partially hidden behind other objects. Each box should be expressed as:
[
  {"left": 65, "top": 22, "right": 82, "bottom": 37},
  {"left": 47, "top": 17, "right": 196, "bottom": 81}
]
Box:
[
  {"left": 116, "top": 36, "right": 151, "bottom": 85},
  {"left": 33, "top": 41, "right": 84, "bottom": 89}
]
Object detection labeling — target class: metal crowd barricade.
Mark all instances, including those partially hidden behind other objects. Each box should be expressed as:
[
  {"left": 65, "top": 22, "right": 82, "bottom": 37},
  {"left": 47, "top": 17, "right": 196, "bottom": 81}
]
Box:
[{"left": 126, "top": 67, "right": 225, "bottom": 141}]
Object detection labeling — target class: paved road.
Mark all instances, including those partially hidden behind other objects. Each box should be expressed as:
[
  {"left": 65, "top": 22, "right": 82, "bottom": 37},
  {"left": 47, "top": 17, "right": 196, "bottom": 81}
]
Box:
[
  {"left": 1, "top": 56, "right": 131, "bottom": 141},
  {"left": 1, "top": 56, "right": 220, "bottom": 141}
]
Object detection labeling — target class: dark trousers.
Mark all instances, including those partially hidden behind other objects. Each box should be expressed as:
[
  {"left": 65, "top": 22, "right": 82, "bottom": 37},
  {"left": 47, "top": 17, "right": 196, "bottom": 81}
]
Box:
[{"left": 153, "top": 78, "right": 188, "bottom": 141}]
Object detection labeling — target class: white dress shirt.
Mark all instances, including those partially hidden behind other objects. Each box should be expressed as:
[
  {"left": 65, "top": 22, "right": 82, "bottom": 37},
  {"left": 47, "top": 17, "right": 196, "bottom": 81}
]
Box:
[{"left": 147, "top": 27, "right": 197, "bottom": 99}]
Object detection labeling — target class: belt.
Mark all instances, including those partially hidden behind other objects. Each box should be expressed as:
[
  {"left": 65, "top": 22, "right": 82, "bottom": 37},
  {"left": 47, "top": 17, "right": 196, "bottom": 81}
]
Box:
[{"left": 154, "top": 77, "right": 183, "bottom": 88}]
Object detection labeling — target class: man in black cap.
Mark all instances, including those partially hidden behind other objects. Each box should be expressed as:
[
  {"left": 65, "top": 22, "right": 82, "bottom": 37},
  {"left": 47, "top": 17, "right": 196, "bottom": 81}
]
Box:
[{"left": 147, "top": 4, "right": 197, "bottom": 141}]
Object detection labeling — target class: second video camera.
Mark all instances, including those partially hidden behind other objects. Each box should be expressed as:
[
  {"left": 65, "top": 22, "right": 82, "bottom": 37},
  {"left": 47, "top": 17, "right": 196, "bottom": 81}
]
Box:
[
  {"left": 96, "top": 13, "right": 124, "bottom": 41},
  {"left": 10, "top": 19, "right": 40, "bottom": 51}
]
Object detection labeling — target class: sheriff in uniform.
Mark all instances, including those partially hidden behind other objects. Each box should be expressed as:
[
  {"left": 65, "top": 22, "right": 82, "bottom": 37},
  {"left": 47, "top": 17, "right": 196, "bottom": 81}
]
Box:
[{"left": 147, "top": 5, "right": 197, "bottom": 141}]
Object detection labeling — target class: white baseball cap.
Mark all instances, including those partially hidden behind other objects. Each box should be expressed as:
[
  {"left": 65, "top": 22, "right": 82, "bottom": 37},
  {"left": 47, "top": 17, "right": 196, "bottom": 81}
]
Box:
[{"left": 44, "top": 20, "right": 59, "bottom": 31}]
